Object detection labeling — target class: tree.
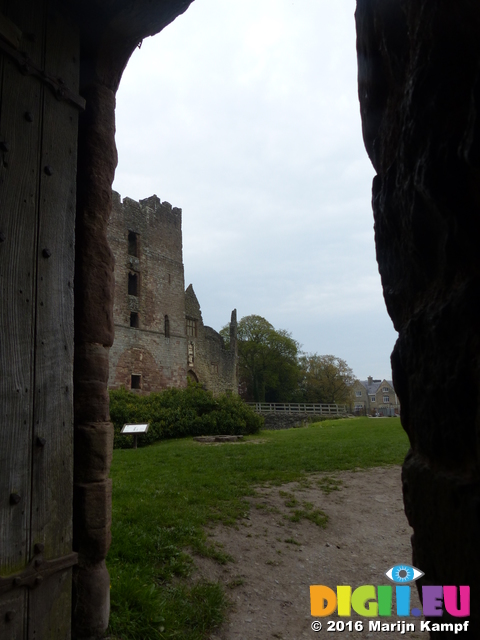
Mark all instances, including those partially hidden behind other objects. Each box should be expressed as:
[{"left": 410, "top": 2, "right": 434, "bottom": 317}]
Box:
[
  {"left": 298, "top": 354, "right": 356, "bottom": 405},
  {"left": 221, "top": 315, "right": 300, "bottom": 402}
]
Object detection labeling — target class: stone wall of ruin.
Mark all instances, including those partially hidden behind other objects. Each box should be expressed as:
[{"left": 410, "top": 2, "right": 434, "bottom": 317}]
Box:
[
  {"left": 185, "top": 286, "right": 238, "bottom": 395},
  {"left": 107, "top": 194, "right": 237, "bottom": 396},
  {"left": 107, "top": 192, "right": 188, "bottom": 392}
]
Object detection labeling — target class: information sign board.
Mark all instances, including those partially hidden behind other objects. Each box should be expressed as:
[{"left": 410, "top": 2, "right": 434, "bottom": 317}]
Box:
[{"left": 121, "top": 423, "right": 149, "bottom": 434}]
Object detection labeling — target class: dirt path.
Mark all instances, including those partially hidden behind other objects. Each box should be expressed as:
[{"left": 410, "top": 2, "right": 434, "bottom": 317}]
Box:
[{"left": 195, "top": 466, "right": 424, "bottom": 640}]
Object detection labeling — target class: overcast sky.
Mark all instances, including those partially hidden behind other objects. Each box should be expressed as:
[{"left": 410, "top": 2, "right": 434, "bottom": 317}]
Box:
[{"left": 112, "top": 0, "right": 398, "bottom": 382}]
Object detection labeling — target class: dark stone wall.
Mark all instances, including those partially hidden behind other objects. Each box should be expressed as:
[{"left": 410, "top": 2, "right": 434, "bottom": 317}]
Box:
[
  {"left": 262, "top": 414, "right": 321, "bottom": 431},
  {"left": 261, "top": 414, "right": 348, "bottom": 430},
  {"left": 356, "top": 1, "right": 480, "bottom": 635}
]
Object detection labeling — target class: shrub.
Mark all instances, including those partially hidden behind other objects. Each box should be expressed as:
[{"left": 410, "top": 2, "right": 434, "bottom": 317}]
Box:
[{"left": 110, "top": 384, "right": 263, "bottom": 448}]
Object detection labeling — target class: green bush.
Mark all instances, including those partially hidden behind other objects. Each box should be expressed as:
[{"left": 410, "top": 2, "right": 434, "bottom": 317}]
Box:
[{"left": 110, "top": 384, "right": 263, "bottom": 448}]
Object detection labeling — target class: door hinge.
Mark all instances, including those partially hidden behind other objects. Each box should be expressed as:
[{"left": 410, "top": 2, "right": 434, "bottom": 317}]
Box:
[
  {"left": 0, "top": 33, "right": 85, "bottom": 111},
  {"left": 0, "top": 551, "right": 78, "bottom": 595},
  {"left": 0, "top": 12, "right": 22, "bottom": 49}
]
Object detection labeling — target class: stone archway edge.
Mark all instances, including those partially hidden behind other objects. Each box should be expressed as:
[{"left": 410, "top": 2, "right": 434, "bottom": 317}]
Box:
[{"left": 72, "top": 2, "right": 195, "bottom": 636}]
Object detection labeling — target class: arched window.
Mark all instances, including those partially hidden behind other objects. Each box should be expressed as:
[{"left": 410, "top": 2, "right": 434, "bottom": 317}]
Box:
[
  {"left": 187, "top": 370, "right": 198, "bottom": 384},
  {"left": 164, "top": 315, "right": 170, "bottom": 338}
]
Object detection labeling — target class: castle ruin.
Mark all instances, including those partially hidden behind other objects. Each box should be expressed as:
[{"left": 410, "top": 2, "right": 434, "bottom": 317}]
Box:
[
  {"left": 107, "top": 191, "right": 238, "bottom": 395},
  {"left": 3, "top": 1, "right": 480, "bottom": 636}
]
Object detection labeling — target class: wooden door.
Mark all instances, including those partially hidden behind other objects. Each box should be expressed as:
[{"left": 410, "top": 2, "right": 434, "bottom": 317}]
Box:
[{"left": 0, "top": 0, "right": 80, "bottom": 636}]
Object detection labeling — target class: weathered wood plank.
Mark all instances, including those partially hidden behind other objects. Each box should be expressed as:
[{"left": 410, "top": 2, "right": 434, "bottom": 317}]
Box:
[
  {"left": 0, "top": 12, "right": 22, "bottom": 49},
  {"left": 0, "top": 591, "right": 24, "bottom": 639},
  {"left": 0, "top": 0, "right": 4, "bottom": 129},
  {"left": 28, "top": 3, "right": 79, "bottom": 637},
  {"left": 0, "top": 2, "right": 46, "bottom": 637},
  {"left": 27, "top": 570, "right": 72, "bottom": 640},
  {"left": 30, "top": 2, "right": 77, "bottom": 558},
  {"left": 0, "top": 0, "right": 44, "bottom": 575}
]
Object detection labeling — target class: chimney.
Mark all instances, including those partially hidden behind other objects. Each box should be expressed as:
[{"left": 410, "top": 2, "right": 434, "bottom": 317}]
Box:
[
  {"left": 368, "top": 376, "right": 373, "bottom": 385},
  {"left": 230, "top": 309, "right": 237, "bottom": 349}
]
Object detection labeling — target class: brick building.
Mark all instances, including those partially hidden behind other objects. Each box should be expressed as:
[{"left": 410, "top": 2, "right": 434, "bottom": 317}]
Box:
[{"left": 107, "top": 191, "right": 237, "bottom": 394}]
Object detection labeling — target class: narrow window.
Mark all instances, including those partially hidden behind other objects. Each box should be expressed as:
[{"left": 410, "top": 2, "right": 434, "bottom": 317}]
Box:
[
  {"left": 130, "top": 312, "right": 139, "bottom": 328},
  {"left": 186, "top": 318, "right": 197, "bottom": 337},
  {"left": 128, "top": 272, "right": 138, "bottom": 296},
  {"left": 128, "top": 231, "right": 138, "bottom": 257},
  {"left": 168, "top": 273, "right": 171, "bottom": 284},
  {"left": 131, "top": 374, "right": 141, "bottom": 389},
  {"left": 211, "top": 362, "right": 218, "bottom": 374},
  {"left": 164, "top": 315, "right": 170, "bottom": 338}
]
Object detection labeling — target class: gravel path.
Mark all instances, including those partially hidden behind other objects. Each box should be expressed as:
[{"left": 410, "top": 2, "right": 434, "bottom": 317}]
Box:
[{"left": 194, "top": 466, "right": 425, "bottom": 640}]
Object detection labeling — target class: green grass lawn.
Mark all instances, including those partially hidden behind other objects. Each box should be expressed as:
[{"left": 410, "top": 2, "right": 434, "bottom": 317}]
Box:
[{"left": 107, "top": 417, "right": 409, "bottom": 639}]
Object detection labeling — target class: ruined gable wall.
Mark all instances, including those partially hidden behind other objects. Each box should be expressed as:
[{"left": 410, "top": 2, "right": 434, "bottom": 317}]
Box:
[
  {"left": 107, "top": 191, "right": 187, "bottom": 391},
  {"left": 198, "top": 325, "right": 237, "bottom": 395},
  {"left": 185, "top": 286, "right": 238, "bottom": 395}
]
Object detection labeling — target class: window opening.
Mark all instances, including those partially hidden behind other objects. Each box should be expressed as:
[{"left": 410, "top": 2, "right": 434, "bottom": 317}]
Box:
[
  {"left": 164, "top": 315, "right": 170, "bottom": 338},
  {"left": 131, "top": 374, "right": 141, "bottom": 389},
  {"left": 128, "top": 272, "right": 138, "bottom": 296},
  {"left": 187, "top": 370, "right": 198, "bottom": 383},
  {"left": 128, "top": 230, "right": 138, "bottom": 257},
  {"left": 130, "top": 312, "right": 139, "bottom": 328},
  {"left": 186, "top": 317, "right": 197, "bottom": 337}
]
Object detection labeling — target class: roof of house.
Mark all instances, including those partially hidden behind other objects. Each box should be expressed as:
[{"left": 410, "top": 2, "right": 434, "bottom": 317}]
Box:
[{"left": 359, "top": 379, "right": 394, "bottom": 395}]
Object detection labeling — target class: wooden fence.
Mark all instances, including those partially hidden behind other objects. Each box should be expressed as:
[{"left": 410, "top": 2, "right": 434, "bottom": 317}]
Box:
[{"left": 247, "top": 403, "right": 348, "bottom": 415}]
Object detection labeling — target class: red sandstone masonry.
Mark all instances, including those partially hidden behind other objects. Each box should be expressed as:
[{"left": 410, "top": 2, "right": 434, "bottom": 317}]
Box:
[
  {"left": 73, "top": 81, "right": 116, "bottom": 637},
  {"left": 107, "top": 193, "right": 237, "bottom": 395}
]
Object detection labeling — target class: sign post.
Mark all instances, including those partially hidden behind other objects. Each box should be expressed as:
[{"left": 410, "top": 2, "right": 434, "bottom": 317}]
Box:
[{"left": 120, "top": 423, "right": 149, "bottom": 449}]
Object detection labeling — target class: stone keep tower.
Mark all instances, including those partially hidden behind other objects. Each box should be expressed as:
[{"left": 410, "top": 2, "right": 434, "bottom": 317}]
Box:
[{"left": 107, "top": 192, "right": 237, "bottom": 394}]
